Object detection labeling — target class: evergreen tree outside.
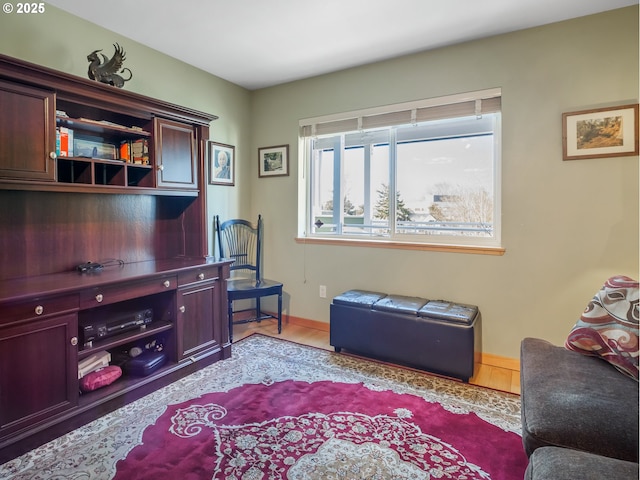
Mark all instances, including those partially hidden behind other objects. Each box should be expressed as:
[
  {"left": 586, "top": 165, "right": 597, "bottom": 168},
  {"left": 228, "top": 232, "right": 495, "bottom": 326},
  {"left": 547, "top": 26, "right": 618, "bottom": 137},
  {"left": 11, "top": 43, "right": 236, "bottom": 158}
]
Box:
[{"left": 374, "top": 184, "right": 412, "bottom": 221}]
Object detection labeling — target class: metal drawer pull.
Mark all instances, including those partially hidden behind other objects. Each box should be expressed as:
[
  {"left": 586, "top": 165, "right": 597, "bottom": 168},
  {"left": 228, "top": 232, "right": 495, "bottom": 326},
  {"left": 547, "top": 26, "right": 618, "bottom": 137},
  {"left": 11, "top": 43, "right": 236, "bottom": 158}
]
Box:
[
  {"left": 95, "top": 294, "right": 103, "bottom": 303},
  {"left": 35, "top": 305, "right": 44, "bottom": 315},
  {"left": 198, "top": 273, "right": 205, "bottom": 280},
  {"left": 70, "top": 337, "right": 78, "bottom": 346},
  {"left": 163, "top": 280, "right": 171, "bottom": 288},
  {"left": 179, "top": 305, "right": 186, "bottom": 313}
]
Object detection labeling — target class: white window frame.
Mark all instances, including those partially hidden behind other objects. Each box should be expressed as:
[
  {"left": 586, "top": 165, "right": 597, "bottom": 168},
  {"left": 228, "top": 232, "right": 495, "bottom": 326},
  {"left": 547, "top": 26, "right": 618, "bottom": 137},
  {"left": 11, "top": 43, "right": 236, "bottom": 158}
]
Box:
[{"left": 298, "top": 88, "right": 503, "bottom": 252}]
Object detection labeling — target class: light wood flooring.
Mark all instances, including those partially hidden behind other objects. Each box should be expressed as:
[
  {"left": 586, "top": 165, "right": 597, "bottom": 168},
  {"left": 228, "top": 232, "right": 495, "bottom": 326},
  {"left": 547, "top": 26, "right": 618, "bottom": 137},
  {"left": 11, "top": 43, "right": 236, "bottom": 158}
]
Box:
[{"left": 233, "top": 321, "right": 521, "bottom": 395}]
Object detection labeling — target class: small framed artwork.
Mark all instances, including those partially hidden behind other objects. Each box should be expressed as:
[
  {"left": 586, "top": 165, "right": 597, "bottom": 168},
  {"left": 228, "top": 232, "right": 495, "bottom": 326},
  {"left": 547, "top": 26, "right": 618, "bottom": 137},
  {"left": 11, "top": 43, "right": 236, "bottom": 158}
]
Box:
[
  {"left": 562, "top": 104, "right": 639, "bottom": 160},
  {"left": 258, "top": 144, "right": 289, "bottom": 177},
  {"left": 208, "top": 141, "right": 235, "bottom": 186}
]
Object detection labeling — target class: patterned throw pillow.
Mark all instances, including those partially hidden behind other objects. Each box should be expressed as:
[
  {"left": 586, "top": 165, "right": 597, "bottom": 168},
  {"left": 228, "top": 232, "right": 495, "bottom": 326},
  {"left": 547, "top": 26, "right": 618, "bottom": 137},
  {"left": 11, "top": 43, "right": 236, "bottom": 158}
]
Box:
[{"left": 565, "top": 275, "right": 639, "bottom": 380}]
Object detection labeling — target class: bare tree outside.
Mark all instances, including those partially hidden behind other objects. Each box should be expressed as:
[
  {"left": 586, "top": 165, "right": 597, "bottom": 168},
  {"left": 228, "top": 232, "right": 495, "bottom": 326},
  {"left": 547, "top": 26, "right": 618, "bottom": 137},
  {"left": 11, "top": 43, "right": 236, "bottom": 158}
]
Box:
[{"left": 429, "top": 182, "right": 493, "bottom": 226}]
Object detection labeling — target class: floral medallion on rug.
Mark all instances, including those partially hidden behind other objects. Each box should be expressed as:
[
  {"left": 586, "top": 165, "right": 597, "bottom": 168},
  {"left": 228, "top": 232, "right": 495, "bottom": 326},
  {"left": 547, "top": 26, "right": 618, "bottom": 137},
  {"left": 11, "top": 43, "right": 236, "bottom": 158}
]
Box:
[{"left": 1, "top": 334, "right": 527, "bottom": 479}]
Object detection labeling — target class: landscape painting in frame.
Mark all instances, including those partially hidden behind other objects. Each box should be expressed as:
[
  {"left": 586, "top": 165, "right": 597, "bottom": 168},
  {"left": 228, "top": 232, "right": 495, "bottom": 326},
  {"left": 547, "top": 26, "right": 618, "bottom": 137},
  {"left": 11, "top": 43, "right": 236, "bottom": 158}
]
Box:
[
  {"left": 258, "top": 144, "right": 289, "bottom": 177},
  {"left": 209, "top": 141, "right": 235, "bottom": 186},
  {"left": 563, "top": 104, "right": 639, "bottom": 160}
]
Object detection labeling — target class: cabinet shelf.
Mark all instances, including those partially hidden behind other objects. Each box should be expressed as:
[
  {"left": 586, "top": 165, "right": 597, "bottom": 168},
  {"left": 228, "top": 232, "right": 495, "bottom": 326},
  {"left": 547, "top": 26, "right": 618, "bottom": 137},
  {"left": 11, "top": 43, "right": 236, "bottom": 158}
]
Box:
[
  {"left": 56, "top": 116, "right": 151, "bottom": 139},
  {"left": 77, "top": 360, "right": 179, "bottom": 408},
  {"left": 78, "top": 320, "right": 173, "bottom": 360},
  {"left": 56, "top": 157, "right": 155, "bottom": 188}
]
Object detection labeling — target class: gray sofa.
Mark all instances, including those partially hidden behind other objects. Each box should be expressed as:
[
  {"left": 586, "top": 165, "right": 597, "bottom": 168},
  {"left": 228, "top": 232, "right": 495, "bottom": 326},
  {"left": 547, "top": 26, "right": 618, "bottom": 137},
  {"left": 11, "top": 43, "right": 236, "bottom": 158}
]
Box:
[{"left": 520, "top": 337, "right": 639, "bottom": 478}]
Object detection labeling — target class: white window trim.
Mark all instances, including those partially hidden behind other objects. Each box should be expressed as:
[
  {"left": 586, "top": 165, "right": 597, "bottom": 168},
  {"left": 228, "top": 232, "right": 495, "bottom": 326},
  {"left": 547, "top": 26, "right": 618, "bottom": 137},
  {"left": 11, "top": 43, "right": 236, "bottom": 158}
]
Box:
[{"left": 298, "top": 88, "right": 503, "bottom": 252}]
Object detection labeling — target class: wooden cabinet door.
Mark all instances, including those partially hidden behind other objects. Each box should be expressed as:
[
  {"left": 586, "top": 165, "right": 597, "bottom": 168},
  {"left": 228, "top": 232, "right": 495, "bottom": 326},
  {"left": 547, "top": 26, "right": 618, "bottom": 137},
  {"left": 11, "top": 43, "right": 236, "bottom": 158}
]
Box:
[
  {"left": 0, "top": 313, "right": 78, "bottom": 440},
  {"left": 154, "top": 118, "right": 197, "bottom": 190},
  {"left": 0, "top": 80, "right": 56, "bottom": 182},
  {"left": 177, "top": 279, "right": 221, "bottom": 360}
]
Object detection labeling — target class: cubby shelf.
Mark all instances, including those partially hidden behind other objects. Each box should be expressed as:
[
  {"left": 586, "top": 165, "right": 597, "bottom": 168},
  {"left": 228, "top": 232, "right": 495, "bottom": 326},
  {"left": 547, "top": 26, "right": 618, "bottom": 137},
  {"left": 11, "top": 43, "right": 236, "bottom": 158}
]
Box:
[
  {"left": 56, "top": 116, "right": 152, "bottom": 139},
  {"left": 78, "top": 320, "right": 174, "bottom": 360}
]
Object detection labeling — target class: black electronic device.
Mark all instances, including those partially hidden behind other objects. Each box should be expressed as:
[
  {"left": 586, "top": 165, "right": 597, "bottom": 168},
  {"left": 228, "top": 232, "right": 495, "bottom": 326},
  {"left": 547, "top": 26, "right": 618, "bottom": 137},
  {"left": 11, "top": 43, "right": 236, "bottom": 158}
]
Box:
[
  {"left": 80, "top": 308, "right": 153, "bottom": 346},
  {"left": 76, "top": 261, "right": 103, "bottom": 273}
]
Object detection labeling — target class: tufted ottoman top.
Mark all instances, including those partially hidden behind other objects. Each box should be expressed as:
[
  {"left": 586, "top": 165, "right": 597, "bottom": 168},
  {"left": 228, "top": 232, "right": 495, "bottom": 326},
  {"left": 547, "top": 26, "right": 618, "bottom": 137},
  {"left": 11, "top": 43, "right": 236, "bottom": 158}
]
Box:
[
  {"left": 332, "top": 289, "right": 387, "bottom": 308},
  {"left": 419, "top": 301, "right": 478, "bottom": 325},
  {"left": 371, "top": 294, "right": 429, "bottom": 315}
]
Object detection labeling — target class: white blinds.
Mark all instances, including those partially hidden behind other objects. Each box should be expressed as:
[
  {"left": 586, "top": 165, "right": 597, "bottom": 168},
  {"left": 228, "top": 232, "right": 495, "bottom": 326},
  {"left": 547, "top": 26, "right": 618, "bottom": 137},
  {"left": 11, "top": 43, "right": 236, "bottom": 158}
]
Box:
[{"left": 300, "top": 88, "right": 501, "bottom": 138}]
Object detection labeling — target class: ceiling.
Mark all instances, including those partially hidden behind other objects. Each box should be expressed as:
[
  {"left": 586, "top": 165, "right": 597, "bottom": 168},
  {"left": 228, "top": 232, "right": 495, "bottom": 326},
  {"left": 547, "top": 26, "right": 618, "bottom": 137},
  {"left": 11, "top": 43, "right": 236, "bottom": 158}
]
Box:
[{"left": 47, "top": 0, "right": 637, "bottom": 90}]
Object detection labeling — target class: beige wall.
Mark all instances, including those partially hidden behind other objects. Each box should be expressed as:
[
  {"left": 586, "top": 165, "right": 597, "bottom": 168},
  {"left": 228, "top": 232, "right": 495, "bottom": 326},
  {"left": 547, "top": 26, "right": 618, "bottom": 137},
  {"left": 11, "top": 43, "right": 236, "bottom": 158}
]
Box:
[
  {"left": 249, "top": 6, "right": 639, "bottom": 358},
  {"left": 1, "top": 6, "right": 638, "bottom": 359}
]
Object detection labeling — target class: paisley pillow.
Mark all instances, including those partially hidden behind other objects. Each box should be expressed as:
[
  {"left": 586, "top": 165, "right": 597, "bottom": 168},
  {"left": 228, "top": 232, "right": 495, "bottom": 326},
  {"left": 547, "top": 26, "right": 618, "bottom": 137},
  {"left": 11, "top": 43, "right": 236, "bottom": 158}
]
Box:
[{"left": 565, "top": 275, "right": 639, "bottom": 380}]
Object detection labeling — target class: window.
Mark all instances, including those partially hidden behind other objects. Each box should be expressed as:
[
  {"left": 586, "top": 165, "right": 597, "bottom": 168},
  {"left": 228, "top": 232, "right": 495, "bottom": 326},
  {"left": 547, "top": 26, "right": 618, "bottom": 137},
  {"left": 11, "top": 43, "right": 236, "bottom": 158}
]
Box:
[{"left": 299, "top": 89, "right": 502, "bottom": 250}]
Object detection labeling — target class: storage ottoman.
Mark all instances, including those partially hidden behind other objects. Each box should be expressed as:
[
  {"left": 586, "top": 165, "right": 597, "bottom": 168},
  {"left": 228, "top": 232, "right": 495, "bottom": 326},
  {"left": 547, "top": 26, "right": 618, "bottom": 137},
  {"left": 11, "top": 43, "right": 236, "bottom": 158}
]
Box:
[{"left": 330, "top": 289, "right": 480, "bottom": 381}]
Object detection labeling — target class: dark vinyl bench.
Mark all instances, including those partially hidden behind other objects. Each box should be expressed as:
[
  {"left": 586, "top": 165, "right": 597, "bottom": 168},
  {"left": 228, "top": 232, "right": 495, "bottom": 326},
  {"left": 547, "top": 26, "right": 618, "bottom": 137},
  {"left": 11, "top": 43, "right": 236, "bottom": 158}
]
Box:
[{"left": 330, "top": 289, "right": 481, "bottom": 381}]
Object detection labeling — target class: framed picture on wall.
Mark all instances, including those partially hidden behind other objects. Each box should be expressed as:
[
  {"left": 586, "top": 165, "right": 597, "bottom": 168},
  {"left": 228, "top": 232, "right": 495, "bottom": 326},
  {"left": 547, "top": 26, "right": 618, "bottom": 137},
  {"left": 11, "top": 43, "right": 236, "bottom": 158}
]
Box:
[
  {"left": 208, "top": 141, "right": 235, "bottom": 186},
  {"left": 562, "top": 104, "right": 639, "bottom": 160},
  {"left": 258, "top": 144, "right": 289, "bottom": 177}
]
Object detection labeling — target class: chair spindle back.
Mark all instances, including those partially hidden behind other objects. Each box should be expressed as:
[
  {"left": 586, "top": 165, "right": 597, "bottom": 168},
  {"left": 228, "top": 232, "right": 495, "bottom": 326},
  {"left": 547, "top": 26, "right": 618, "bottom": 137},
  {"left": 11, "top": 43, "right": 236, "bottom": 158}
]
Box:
[{"left": 215, "top": 215, "right": 264, "bottom": 280}]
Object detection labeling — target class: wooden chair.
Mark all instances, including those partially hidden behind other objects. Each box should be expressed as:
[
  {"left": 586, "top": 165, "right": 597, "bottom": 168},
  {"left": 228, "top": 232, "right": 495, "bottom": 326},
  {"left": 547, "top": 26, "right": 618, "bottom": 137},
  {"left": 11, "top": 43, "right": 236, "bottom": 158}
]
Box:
[{"left": 215, "top": 215, "right": 283, "bottom": 342}]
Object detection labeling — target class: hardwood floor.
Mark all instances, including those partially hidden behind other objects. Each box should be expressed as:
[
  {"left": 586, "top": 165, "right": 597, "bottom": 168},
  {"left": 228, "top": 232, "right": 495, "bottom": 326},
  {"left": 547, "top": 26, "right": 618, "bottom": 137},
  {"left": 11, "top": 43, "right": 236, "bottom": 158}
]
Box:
[{"left": 232, "top": 320, "right": 521, "bottom": 395}]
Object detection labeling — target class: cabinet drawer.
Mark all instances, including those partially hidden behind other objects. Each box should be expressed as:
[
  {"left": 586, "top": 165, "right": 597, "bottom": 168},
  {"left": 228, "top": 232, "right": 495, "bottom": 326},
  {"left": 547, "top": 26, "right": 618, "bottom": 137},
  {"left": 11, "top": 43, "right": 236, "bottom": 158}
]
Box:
[
  {"left": 80, "top": 275, "right": 177, "bottom": 309},
  {"left": 178, "top": 267, "right": 220, "bottom": 287},
  {"left": 0, "top": 294, "right": 79, "bottom": 326}
]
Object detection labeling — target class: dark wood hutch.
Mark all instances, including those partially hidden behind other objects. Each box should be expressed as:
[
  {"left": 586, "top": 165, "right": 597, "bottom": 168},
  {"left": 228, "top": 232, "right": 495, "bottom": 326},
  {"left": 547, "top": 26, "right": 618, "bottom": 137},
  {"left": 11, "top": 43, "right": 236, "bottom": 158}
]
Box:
[{"left": 0, "top": 54, "right": 233, "bottom": 463}]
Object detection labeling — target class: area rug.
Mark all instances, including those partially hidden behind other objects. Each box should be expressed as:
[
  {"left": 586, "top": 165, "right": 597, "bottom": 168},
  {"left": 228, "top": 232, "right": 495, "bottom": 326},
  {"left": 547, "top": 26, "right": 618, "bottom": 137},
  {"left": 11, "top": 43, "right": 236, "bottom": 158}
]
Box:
[{"left": 1, "top": 334, "right": 527, "bottom": 479}]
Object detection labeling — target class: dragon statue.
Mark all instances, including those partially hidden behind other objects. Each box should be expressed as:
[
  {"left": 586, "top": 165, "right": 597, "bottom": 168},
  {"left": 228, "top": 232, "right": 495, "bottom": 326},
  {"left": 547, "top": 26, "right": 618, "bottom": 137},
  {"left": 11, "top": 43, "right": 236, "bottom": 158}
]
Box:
[{"left": 87, "top": 43, "right": 133, "bottom": 88}]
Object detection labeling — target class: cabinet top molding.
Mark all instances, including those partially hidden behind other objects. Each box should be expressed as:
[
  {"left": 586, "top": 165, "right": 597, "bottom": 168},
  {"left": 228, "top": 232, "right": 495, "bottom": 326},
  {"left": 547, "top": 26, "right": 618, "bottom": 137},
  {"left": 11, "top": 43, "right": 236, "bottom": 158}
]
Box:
[
  {"left": 0, "top": 53, "right": 218, "bottom": 126},
  {"left": 0, "top": 257, "right": 234, "bottom": 305}
]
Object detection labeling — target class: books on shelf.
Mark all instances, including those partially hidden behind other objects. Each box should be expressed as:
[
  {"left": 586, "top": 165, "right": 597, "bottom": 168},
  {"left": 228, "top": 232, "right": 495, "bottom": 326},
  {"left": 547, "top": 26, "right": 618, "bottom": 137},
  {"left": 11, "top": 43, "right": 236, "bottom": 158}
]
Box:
[
  {"left": 56, "top": 126, "right": 74, "bottom": 157},
  {"left": 119, "top": 139, "right": 149, "bottom": 164},
  {"left": 131, "top": 138, "right": 150, "bottom": 165},
  {"left": 55, "top": 117, "right": 150, "bottom": 163},
  {"left": 78, "top": 350, "right": 111, "bottom": 379},
  {"left": 120, "top": 141, "right": 131, "bottom": 162}
]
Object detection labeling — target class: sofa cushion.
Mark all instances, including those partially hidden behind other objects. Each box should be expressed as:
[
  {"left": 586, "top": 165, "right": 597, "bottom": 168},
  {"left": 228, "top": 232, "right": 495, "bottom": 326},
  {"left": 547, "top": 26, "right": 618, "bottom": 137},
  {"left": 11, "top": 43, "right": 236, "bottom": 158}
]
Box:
[
  {"left": 520, "top": 337, "right": 639, "bottom": 462},
  {"left": 525, "top": 447, "right": 639, "bottom": 480},
  {"left": 565, "top": 275, "right": 639, "bottom": 380}
]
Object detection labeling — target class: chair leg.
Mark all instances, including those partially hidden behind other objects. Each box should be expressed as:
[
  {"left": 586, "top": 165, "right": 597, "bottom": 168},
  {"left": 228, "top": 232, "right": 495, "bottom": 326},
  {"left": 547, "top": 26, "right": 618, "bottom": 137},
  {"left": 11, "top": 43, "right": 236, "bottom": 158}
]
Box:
[
  {"left": 228, "top": 298, "right": 234, "bottom": 343},
  {"left": 277, "top": 291, "right": 282, "bottom": 334},
  {"left": 256, "top": 297, "right": 261, "bottom": 323}
]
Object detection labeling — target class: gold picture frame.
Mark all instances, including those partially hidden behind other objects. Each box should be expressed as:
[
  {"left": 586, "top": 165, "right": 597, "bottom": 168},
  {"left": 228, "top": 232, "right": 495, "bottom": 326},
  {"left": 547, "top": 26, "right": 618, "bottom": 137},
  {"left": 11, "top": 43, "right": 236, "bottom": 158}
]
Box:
[{"left": 562, "top": 104, "right": 639, "bottom": 160}]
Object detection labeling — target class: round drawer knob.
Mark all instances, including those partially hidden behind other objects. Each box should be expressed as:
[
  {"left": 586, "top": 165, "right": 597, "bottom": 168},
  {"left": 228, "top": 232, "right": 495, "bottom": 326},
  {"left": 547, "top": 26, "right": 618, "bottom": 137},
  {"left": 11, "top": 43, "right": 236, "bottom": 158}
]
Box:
[
  {"left": 95, "top": 294, "right": 104, "bottom": 303},
  {"left": 198, "top": 273, "right": 205, "bottom": 280},
  {"left": 35, "top": 305, "right": 44, "bottom": 315},
  {"left": 163, "top": 280, "right": 171, "bottom": 288},
  {"left": 70, "top": 337, "right": 78, "bottom": 346},
  {"left": 179, "top": 305, "right": 186, "bottom": 313}
]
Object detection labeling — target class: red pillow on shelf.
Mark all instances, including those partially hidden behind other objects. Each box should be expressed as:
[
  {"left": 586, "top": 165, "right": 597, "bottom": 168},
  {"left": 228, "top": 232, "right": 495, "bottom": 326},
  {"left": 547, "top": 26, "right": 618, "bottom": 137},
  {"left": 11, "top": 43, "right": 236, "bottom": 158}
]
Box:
[{"left": 79, "top": 365, "right": 122, "bottom": 392}]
